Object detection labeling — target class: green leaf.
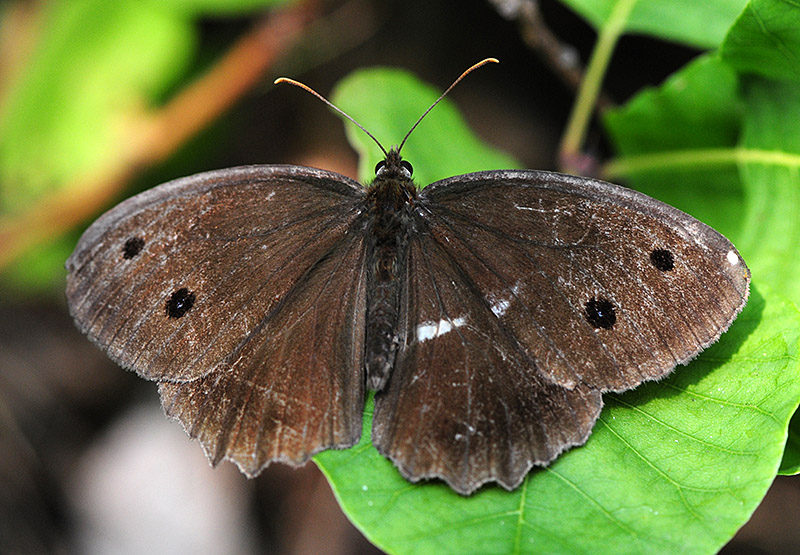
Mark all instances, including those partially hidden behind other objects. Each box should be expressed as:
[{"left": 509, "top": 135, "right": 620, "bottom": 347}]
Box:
[
  {"left": 315, "top": 67, "right": 799, "bottom": 554},
  {"left": 317, "top": 285, "right": 798, "bottom": 554},
  {"left": 721, "top": 0, "right": 800, "bottom": 82},
  {"left": 736, "top": 79, "right": 800, "bottom": 304},
  {"left": 604, "top": 7, "right": 800, "bottom": 306},
  {"left": 779, "top": 410, "right": 800, "bottom": 475},
  {"left": 151, "top": 0, "right": 291, "bottom": 17},
  {"left": 0, "top": 0, "right": 287, "bottom": 293},
  {"left": 605, "top": 56, "right": 742, "bottom": 154},
  {"left": 602, "top": 6, "right": 800, "bottom": 478},
  {"left": 603, "top": 55, "right": 745, "bottom": 240},
  {"left": 560, "top": 0, "right": 748, "bottom": 48},
  {"left": 330, "top": 67, "right": 519, "bottom": 187},
  {"left": 0, "top": 0, "right": 195, "bottom": 211}
]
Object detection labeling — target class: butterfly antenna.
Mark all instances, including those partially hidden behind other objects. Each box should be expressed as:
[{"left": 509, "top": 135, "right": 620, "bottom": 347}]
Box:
[
  {"left": 398, "top": 57, "right": 499, "bottom": 153},
  {"left": 274, "top": 77, "right": 388, "bottom": 157}
]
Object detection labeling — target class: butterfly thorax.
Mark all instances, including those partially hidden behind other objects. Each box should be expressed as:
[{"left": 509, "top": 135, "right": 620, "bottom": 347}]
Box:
[{"left": 364, "top": 149, "right": 416, "bottom": 391}]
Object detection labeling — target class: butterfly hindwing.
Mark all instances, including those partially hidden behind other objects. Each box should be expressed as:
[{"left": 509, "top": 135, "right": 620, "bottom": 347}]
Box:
[
  {"left": 159, "top": 225, "right": 369, "bottom": 472},
  {"left": 371, "top": 226, "right": 603, "bottom": 495}
]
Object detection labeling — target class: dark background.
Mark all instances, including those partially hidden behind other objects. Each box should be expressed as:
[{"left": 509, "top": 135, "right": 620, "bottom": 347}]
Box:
[{"left": 2, "top": 0, "right": 797, "bottom": 553}]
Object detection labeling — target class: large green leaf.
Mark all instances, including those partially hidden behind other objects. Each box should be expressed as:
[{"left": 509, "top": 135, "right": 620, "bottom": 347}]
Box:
[
  {"left": 605, "top": 0, "right": 800, "bottom": 305},
  {"left": 736, "top": 80, "right": 800, "bottom": 304},
  {"left": 721, "top": 0, "right": 800, "bottom": 82},
  {"left": 603, "top": 55, "right": 744, "bottom": 240},
  {"left": 314, "top": 67, "right": 798, "bottom": 553},
  {"left": 602, "top": 0, "right": 800, "bottom": 306},
  {"left": 606, "top": 56, "right": 742, "bottom": 155},
  {"left": 605, "top": 0, "right": 800, "bottom": 477},
  {"left": 715, "top": 12, "right": 800, "bottom": 482},
  {"left": 559, "top": 0, "right": 748, "bottom": 48}
]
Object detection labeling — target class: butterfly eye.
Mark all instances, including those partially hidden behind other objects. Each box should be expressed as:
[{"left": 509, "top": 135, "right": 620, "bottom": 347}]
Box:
[
  {"left": 375, "top": 160, "right": 386, "bottom": 174},
  {"left": 401, "top": 160, "right": 413, "bottom": 176}
]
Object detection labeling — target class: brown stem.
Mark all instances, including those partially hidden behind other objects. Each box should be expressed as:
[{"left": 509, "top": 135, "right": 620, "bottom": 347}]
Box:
[{"left": 488, "top": 0, "right": 614, "bottom": 111}]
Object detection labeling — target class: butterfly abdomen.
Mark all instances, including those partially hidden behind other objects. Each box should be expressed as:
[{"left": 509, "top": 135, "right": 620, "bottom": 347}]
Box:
[{"left": 364, "top": 169, "right": 415, "bottom": 391}]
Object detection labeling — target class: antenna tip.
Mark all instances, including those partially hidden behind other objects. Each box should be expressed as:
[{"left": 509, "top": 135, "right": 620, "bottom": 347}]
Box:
[
  {"left": 484, "top": 57, "right": 500, "bottom": 64},
  {"left": 274, "top": 77, "right": 288, "bottom": 85}
]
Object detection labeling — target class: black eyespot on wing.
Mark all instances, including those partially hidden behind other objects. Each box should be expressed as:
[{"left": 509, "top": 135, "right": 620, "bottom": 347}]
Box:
[
  {"left": 585, "top": 297, "right": 616, "bottom": 330},
  {"left": 122, "top": 237, "right": 145, "bottom": 259},
  {"left": 166, "top": 288, "right": 195, "bottom": 318},
  {"left": 650, "top": 248, "right": 674, "bottom": 272}
]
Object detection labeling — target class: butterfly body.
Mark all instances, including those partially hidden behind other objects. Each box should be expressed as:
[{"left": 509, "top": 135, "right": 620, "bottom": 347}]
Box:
[
  {"left": 66, "top": 155, "right": 749, "bottom": 495},
  {"left": 364, "top": 148, "right": 416, "bottom": 390}
]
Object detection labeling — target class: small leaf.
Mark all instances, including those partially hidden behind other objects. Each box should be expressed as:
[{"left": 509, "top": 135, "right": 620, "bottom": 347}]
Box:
[
  {"left": 779, "top": 410, "right": 800, "bottom": 475},
  {"left": 560, "top": 0, "right": 748, "bottom": 49},
  {"left": 330, "top": 67, "right": 519, "bottom": 187},
  {"left": 0, "top": 0, "right": 288, "bottom": 293},
  {"left": 0, "top": 0, "right": 195, "bottom": 211},
  {"left": 155, "top": 0, "right": 291, "bottom": 16}
]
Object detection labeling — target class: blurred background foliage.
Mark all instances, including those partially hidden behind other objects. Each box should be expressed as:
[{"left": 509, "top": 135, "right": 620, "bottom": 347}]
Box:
[{"left": 1, "top": 0, "right": 799, "bottom": 553}]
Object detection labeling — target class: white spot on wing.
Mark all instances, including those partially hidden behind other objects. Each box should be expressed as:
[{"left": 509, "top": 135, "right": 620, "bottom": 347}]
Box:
[
  {"left": 726, "top": 250, "right": 739, "bottom": 266},
  {"left": 513, "top": 202, "right": 552, "bottom": 212},
  {"left": 488, "top": 281, "right": 523, "bottom": 318},
  {"left": 490, "top": 298, "right": 510, "bottom": 317},
  {"left": 416, "top": 317, "right": 467, "bottom": 342}
]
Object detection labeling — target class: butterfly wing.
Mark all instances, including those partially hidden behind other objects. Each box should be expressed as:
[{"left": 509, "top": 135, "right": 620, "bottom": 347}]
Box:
[
  {"left": 67, "top": 165, "right": 369, "bottom": 471},
  {"left": 372, "top": 170, "right": 748, "bottom": 494},
  {"left": 416, "top": 170, "right": 749, "bottom": 390},
  {"left": 371, "top": 227, "right": 603, "bottom": 494},
  {"left": 158, "top": 223, "right": 369, "bottom": 473}
]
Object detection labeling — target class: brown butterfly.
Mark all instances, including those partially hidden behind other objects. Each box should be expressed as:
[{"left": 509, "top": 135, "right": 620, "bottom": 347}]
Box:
[{"left": 66, "top": 59, "right": 749, "bottom": 495}]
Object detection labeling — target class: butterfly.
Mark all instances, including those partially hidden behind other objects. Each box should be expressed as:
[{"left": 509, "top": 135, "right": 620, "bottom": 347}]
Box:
[{"left": 66, "top": 59, "right": 749, "bottom": 495}]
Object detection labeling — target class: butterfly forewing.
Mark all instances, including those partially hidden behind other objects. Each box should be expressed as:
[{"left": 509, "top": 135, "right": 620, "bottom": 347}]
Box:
[
  {"left": 66, "top": 166, "right": 365, "bottom": 382},
  {"left": 415, "top": 171, "right": 750, "bottom": 392},
  {"left": 372, "top": 227, "right": 603, "bottom": 495}
]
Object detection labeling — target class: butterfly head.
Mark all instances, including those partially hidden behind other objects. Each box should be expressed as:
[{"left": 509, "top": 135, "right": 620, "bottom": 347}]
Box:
[
  {"left": 367, "top": 147, "right": 417, "bottom": 203},
  {"left": 274, "top": 58, "right": 498, "bottom": 191},
  {"left": 375, "top": 148, "right": 413, "bottom": 181}
]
